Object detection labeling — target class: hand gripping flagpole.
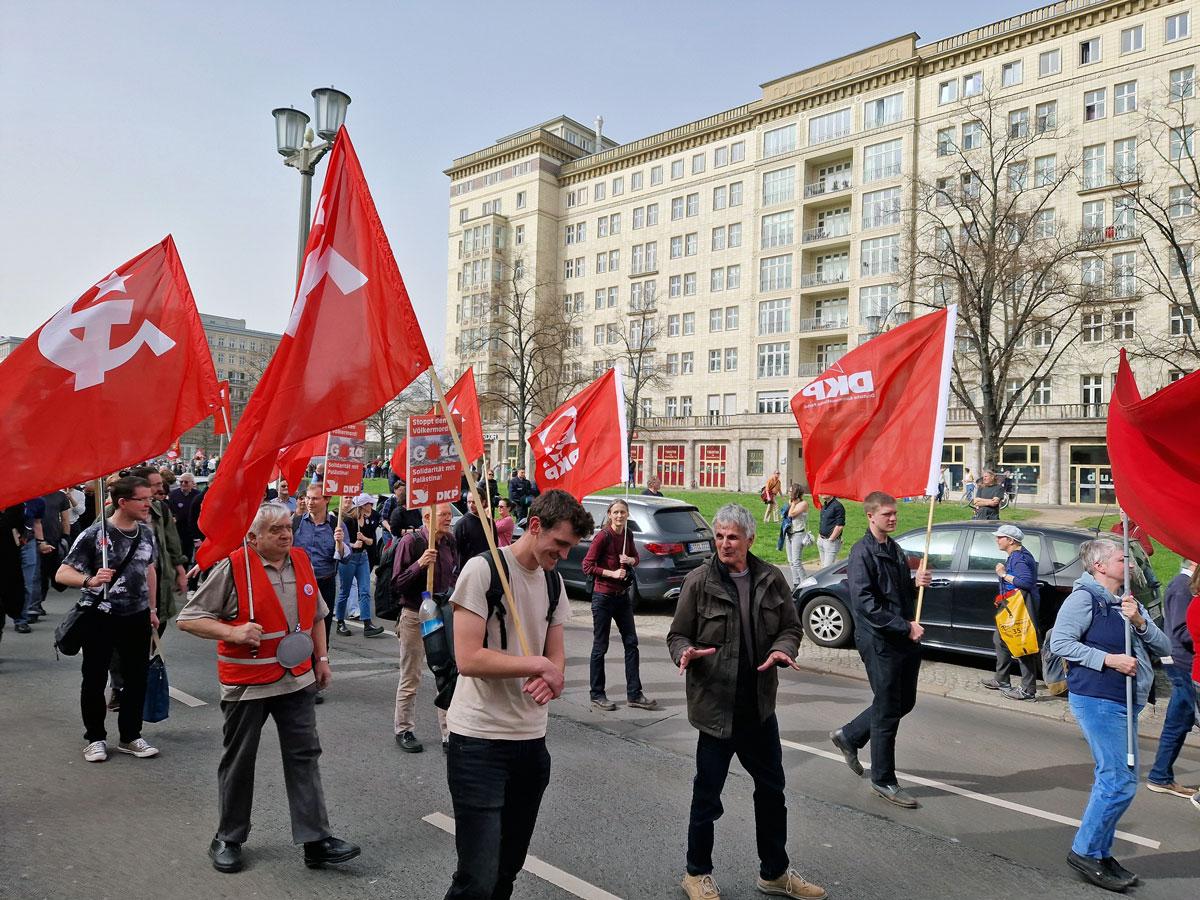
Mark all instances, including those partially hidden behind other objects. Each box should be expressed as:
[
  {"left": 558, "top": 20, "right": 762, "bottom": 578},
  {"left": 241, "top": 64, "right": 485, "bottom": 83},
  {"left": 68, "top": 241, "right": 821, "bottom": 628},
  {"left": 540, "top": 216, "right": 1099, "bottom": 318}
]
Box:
[
  {"left": 429, "top": 370, "right": 531, "bottom": 656},
  {"left": 1121, "top": 508, "right": 1135, "bottom": 769},
  {"left": 95, "top": 477, "right": 110, "bottom": 600},
  {"left": 913, "top": 497, "right": 936, "bottom": 624}
]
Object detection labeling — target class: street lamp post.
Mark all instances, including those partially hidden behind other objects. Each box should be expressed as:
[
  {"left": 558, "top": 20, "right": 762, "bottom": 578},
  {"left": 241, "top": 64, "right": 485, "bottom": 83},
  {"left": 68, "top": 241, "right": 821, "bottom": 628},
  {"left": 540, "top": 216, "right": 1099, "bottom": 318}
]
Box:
[{"left": 272, "top": 87, "right": 352, "bottom": 283}]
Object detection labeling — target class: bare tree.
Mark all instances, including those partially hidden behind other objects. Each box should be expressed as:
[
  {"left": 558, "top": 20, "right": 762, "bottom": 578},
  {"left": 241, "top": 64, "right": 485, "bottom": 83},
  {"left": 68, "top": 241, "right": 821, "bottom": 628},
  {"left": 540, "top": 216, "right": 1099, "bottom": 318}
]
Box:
[
  {"left": 470, "top": 259, "right": 583, "bottom": 468},
  {"left": 1115, "top": 74, "right": 1200, "bottom": 371},
  {"left": 907, "top": 88, "right": 1092, "bottom": 469},
  {"left": 613, "top": 303, "right": 669, "bottom": 467}
]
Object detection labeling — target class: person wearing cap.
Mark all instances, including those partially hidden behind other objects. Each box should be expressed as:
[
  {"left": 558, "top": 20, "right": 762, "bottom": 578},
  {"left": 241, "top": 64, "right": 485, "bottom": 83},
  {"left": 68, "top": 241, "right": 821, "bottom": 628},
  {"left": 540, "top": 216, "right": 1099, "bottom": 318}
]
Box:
[
  {"left": 333, "top": 494, "right": 384, "bottom": 638},
  {"left": 981, "top": 524, "right": 1040, "bottom": 701}
]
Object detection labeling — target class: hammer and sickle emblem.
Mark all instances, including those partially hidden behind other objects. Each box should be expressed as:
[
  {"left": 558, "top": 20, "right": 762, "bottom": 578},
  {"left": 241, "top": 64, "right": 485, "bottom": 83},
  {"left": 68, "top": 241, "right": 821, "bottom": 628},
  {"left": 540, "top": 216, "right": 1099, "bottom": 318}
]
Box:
[{"left": 37, "top": 299, "right": 176, "bottom": 390}]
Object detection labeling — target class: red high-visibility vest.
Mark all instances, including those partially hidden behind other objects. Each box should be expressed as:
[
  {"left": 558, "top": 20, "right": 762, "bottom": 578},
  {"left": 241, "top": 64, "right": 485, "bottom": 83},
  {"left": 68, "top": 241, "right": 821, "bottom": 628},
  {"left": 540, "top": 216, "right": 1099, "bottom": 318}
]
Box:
[{"left": 217, "top": 547, "right": 319, "bottom": 686}]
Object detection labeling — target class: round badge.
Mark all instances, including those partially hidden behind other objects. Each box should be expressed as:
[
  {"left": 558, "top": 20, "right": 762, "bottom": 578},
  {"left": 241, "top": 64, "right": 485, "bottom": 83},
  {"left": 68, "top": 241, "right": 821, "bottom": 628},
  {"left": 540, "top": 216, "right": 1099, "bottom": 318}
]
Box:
[{"left": 304, "top": 584, "right": 314, "bottom": 596}]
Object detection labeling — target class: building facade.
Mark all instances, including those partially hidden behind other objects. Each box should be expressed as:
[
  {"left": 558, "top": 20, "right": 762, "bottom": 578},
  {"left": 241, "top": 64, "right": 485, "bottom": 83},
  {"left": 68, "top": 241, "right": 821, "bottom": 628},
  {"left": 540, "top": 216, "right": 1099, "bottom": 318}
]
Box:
[
  {"left": 444, "top": 0, "right": 1197, "bottom": 505},
  {"left": 0, "top": 336, "right": 23, "bottom": 361}
]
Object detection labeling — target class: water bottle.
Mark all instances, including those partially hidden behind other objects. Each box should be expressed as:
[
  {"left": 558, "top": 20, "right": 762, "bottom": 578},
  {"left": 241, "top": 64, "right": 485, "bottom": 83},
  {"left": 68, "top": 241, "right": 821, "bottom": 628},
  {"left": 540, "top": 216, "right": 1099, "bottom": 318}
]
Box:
[{"left": 420, "top": 591, "right": 453, "bottom": 672}]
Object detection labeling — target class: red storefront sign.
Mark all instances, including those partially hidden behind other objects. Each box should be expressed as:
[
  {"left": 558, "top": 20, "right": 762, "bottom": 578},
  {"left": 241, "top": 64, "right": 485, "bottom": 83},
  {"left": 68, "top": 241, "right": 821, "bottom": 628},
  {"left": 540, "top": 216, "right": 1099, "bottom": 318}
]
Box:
[
  {"left": 630, "top": 444, "right": 646, "bottom": 486},
  {"left": 656, "top": 444, "right": 686, "bottom": 487},
  {"left": 697, "top": 444, "right": 727, "bottom": 489}
]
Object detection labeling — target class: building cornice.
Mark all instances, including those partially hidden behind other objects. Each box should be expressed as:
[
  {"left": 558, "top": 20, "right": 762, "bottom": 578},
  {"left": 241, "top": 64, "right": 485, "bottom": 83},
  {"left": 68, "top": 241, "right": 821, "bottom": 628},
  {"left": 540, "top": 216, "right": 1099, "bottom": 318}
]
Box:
[{"left": 445, "top": 129, "right": 587, "bottom": 181}]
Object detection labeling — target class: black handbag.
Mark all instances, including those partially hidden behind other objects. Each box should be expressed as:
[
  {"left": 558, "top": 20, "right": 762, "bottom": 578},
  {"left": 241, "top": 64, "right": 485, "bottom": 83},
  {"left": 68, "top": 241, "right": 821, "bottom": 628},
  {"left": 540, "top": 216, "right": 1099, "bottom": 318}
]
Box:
[{"left": 54, "top": 527, "right": 141, "bottom": 657}]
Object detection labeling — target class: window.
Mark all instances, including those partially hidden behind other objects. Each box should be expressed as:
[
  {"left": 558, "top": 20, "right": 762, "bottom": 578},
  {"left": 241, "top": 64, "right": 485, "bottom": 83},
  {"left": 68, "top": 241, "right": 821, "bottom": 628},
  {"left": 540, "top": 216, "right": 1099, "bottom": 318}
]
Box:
[
  {"left": 671, "top": 159, "right": 684, "bottom": 179},
  {"left": 1171, "top": 305, "right": 1195, "bottom": 335},
  {"left": 681, "top": 397, "right": 694, "bottom": 417},
  {"left": 760, "top": 211, "right": 795, "bottom": 248},
  {"left": 1080, "top": 37, "right": 1101, "bottom": 65},
  {"left": 725, "top": 306, "right": 739, "bottom": 329},
  {"left": 757, "top": 342, "right": 790, "bottom": 377},
  {"left": 729, "top": 182, "right": 743, "bottom": 206},
  {"left": 938, "top": 79, "right": 958, "bottom": 105},
  {"left": 1114, "top": 138, "right": 1137, "bottom": 182},
  {"left": 686, "top": 193, "right": 699, "bottom": 217},
  {"left": 1081, "top": 374, "right": 1104, "bottom": 407},
  {"left": 515, "top": 224, "right": 524, "bottom": 245},
  {"left": 712, "top": 226, "right": 726, "bottom": 250},
  {"left": 961, "top": 121, "right": 982, "bottom": 150},
  {"left": 1082, "top": 257, "right": 1105, "bottom": 289},
  {"left": 759, "top": 254, "right": 793, "bottom": 291},
  {"left": 863, "top": 138, "right": 902, "bottom": 180},
  {"left": 691, "top": 154, "right": 705, "bottom": 175},
  {"left": 746, "top": 449, "right": 765, "bottom": 477},
  {"left": 1007, "top": 162, "right": 1028, "bottom": 193},
  {"left": 667, "top": 314, "right": 681, "bottom": 337},
  {"left": 861, "top": 235, "right": 899, "bottom": 276},
  {"left": 646, "top": 204, "right": 658, "bottom": 226},
  {"left": 708, "top": 349, "right": 722, "bottom": 373},
  {"left": 1170, "top": 126, "right": 1195, "bottom": 161},
  {"left": 758, "top": 298, "right": 791, "bottom": 335},
  {"left": 1082, "top": 199, "right": 1106, "bottom": 231},
  {"left": 683, "top": 272, "right": 697, "bottom": 295},
  {"left": 631, "top": 171, "right": 643, "bottom": 191},
  {"left": 1036, "top": 100, "right": 1057, "bottom": 133},
  {"left": 650, "top": 165, "right": 663, "bottom": 185},
  {"left": 594, "top": 182, "right": 606, "bottom": 201},
  {"left": 1169, "top": 246, "right": 1195, "bottom": 278},
  {"left": 1002, "top": 61, "right": 1023, "bottom": 87},
  {"left": 726, "top": 264, "right": 741, "bottom": 290},
  {"left": 596, "top": 251, "right": 608, "bottom": 273},
  {"left": 731, "top": 141, "right": 745, "bottom": 162},
  {"left": 671, "top": 197, "right": 684, "bottom": 220},
  {"left": 612, "top": 176, "right": 624, "bottom": 196},
  {"left": 937, "top": 128, "right": 955, "bottom": 157},
  {"left": 859, "top": 283, "right": 897, "bottom": 320},
  {"left": 1113, "top": 251, "right": 1137, "bottom": 296},
  {"left": 1034, "top": 209, "right": 1056, "bottom": 239},
  {"left": 762, "top": 167, "right": 795, "bottom": 205},
  {"left": 610, "top": 213, "right": 621, "bottom": 234},
  {"left": 1081, "top": 312, "right": 1104, "bottom": 342},
  {"left": 962, "top": 72, "right": 982, "bottom": 97},
  {"left": 1034, "top": 154, "right": 1057, "bottom": 186},
  {"left": 763, "top": 124, "right": 797, "bottom": 158},
  {"left": 669, "top": 275, "right": 681, "bottom": 298},
  {"left": 728, "top": 222, "right": 742, "bottom": 247},
  {"left": 607, "top": 323, "right": 620, "bottom": 344},
  {"left": 1008, "top": 108, "right": 1029, "bottom": 138},
  {"left": 864, "top": 93, "right": 903, "bottom": 128},
  {"left": 665, "top": 397, "right": 678, "bottom": 417},
  {"left": 713, "top": 185, "right": 727, "bottom": 210},
  {"left": 1170, "top": 66, "right": 1195, "bottom": 101},
  {"left": 1039, "top": 48, "right": 1061, "bottom": 77},
  {"left": 1169, "top": 185, "right": 1195, "bottom": 218},
  {"left": 516, "top": 191, "right": 526, "bottom": 209},
  {"left": 1112, "top": 308, "right": 1135, "bottom": 340},
  {"left": 1084, "top": 89, "right": 1106, "bottom": 121},
  {"left": 862, "top": 187, "right": 901, "bottom": 228},
  {"left": 1166, "top": 11, "right": 1190, "bottom": 42},
  {"left": 808, "top": 108, "right": 851, "bottom": 144},
  {"left": 633, "top": 207, "right": 645, "bottom": 229},
  {"left": 723, "top": 348, "right": 738, "bottom": 372},
  {"left": 594, "top": 290, "right": 606, "bottom": 311},
  {"left": 1114, "top": 81, "right": 1137, "bottom": 115},
  {"left": 714, "top": 145, "right": 729, "bottom": 168},
  {"left": 1121, "top": 24, "right": 1144, "bottom": 54},
  {"left": 682, "top": 314, "right": 695, "bottom": 336},
  {"left": 681, "top": 351, "right": 694, "bottom": 373},
  {"left": 709, "top": 308, "right": 724, "bottom": 331},
  {"left": 670, "top": 235, "right": 683, "bottom": 259},
  {"left": 1083, "top": 145, "right": 1106, "bottom": 189},
  {"left": 597, "top": 216, "right": 609, "bottom": 238},
  {"left": 666, "top": 352, "right": 680, "bottom": 374}
]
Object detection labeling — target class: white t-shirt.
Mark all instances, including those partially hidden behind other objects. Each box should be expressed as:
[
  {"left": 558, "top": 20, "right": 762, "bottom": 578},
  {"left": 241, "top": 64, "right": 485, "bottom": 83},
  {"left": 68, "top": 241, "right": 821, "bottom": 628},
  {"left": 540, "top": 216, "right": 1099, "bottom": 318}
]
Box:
[{"left": 446, "top": 547, "right": 571, "bottom": 740}]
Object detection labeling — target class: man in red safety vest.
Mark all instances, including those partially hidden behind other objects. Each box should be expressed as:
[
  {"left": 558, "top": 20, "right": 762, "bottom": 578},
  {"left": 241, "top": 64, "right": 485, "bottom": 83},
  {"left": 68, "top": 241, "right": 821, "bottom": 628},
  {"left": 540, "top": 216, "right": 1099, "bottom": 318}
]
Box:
[{"left": 177, "top": 501, "right": 360, "bottom": 874}]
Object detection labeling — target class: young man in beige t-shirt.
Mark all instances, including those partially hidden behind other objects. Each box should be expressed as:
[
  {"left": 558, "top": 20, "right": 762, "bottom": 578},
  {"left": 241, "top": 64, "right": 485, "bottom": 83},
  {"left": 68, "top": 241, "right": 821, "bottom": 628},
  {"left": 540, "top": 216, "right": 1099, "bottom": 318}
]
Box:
[{"left": 442, "top": 490, "right": 592, "bottom": 900}]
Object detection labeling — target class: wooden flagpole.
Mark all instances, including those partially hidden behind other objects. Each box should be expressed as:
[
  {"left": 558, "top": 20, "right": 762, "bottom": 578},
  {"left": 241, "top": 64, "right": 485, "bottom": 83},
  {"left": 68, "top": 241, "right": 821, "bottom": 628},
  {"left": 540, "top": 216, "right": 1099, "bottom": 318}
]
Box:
[
  {"left": 913, "top": 495, "right": 936, "bottom": 623},
  {"left": 429, "top": 370, "right": 531, "bottom": 656}
]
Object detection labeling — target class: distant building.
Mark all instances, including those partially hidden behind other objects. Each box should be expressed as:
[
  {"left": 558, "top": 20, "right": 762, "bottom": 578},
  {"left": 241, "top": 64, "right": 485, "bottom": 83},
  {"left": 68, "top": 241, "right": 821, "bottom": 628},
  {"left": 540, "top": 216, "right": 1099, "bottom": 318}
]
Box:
[{"left": 0, "top": 336, "right": 24, "bottom": 361}]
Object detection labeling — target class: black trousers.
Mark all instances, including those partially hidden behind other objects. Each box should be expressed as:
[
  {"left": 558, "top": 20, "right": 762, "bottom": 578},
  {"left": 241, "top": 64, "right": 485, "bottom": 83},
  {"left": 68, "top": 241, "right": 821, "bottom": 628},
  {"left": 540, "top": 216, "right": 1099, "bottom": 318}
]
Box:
[
  {"left": 445, "top": 734, "right": 551, "bottom": 900},
  {"left": 687, "top": 713, "right": 789, "bottom": 880},
  {"left": 993, "top": 627, "right": 1038, "bottom": 694},
  {"left": 841, "top": 635, "right": 920, "bottom": 787},
  {"left": 217, "top": 684, "right": 332, "bottom": 844},
  {"left": 589, "top": 591, "right": 642, "bottom": 701},
  {"left": 81, "top": 608, "right": 151, "bottom": 743},
  {"left": 317, "top": 575, "right": 336, "bottom": 646}
]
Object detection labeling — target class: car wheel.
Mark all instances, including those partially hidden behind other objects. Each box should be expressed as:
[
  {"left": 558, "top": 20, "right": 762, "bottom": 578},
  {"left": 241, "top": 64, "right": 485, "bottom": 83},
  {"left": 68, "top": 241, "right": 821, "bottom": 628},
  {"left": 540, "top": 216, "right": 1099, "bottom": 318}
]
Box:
[{"left": 802, "top": 595, "right": 852, "bottom": 648}]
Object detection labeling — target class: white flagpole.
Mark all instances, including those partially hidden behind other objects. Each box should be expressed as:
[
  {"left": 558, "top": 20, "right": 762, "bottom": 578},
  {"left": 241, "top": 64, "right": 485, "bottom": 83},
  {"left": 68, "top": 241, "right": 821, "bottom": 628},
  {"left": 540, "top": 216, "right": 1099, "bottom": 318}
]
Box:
[
  {"left": 1121, "top": 509, "right": 1135, "bottom": 768},
  {"left": 916, "top": 305, "right": 957, "bottom": 624}
]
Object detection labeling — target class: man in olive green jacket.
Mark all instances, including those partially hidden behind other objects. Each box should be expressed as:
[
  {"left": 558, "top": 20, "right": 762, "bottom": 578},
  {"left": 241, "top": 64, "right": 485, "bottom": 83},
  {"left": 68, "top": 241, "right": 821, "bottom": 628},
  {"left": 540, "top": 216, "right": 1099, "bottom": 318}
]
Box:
[{"left": 667, "top": 503, "right": 823, "bottom": 900}]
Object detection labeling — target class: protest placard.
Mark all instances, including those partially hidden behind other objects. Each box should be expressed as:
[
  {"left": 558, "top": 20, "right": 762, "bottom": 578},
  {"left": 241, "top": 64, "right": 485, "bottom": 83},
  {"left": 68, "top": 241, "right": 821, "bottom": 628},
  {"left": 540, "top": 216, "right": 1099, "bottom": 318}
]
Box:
[
  {"left": 406, "top": 412, "right": 462, "bottom": 507},
  {"left": 323, "top": 422, "right": 367, "bottom": 496}
]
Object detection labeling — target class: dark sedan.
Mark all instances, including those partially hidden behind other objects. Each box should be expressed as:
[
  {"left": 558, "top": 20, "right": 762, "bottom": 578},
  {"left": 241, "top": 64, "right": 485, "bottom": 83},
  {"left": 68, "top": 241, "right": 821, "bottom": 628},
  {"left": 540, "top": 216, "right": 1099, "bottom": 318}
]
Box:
[
  {"left": 550, "top": 495, "right": 715, "bottom": 605},
  {"left": 792, "top": 521, "right": 1095, "bottom": 656}
]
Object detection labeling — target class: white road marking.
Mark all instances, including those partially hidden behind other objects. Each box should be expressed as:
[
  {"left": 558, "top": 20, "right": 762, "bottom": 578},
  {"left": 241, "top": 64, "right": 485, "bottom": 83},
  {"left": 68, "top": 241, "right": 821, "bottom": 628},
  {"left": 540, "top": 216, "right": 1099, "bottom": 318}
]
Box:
[
  {"left": 423, "top": 812, "right": 624, "bottom": 900},
  {"left": 168, "top": 686, "right": 207, "bottom": 707},
  {"left": 779, "top": 740, "right": 1161, "bottom": 850}
]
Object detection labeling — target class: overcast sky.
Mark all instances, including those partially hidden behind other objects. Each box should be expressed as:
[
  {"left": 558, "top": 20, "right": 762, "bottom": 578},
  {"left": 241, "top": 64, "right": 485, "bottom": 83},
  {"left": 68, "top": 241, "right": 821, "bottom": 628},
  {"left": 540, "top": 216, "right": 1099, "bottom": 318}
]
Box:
[{"left": 1, "top": 0, "right": 1035, "bottom": 358}]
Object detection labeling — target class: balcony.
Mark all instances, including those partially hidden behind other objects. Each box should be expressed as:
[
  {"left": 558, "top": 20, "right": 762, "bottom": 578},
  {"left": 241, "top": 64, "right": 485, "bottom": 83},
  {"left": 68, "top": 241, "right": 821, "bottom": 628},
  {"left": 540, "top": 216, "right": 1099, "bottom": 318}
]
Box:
[
  {"left": 1080, "top": 224, "right": 1138, "bottom": 245},
  {"left": 801, "top": 270, "right": 849, "bottom": 289},
  {"left": 804, "top": 177, "right": 853, "bottom": 199},
  {"left": 946, "top": 403, "right": 1109, "bottom": 424},
  {"left": 862, "top": 213, "right": 902, "bottom": 230},
  {"left": 801, "top": 222, "right": 851, "bottom": 243},
  {"left": 797, "top": 314, "right": 849, "bottom": 333}
]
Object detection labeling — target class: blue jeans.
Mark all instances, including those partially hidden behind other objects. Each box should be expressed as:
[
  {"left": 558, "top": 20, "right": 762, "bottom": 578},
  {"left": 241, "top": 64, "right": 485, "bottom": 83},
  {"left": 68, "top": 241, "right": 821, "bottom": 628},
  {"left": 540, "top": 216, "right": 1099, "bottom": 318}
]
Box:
[
  {"left": 17, "top": 540, "right": 39, "bottom": 624},
  {"left": 335, "top": 552, "right": 372, "bottom": 622},
  {"left": 1148, "top": 663, "right": 1198, "bottom": 785},
  {"left": 1069, "top": 693, "right": 1143, "bottom": 859}
]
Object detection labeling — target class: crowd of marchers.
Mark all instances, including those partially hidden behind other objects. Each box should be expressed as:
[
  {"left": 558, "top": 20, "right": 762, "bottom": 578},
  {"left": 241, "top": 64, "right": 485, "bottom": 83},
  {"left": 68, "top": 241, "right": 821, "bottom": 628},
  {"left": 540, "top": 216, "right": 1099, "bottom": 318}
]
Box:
[{"left": 2, "top": 463, "right": 1199, "bottom": 898}]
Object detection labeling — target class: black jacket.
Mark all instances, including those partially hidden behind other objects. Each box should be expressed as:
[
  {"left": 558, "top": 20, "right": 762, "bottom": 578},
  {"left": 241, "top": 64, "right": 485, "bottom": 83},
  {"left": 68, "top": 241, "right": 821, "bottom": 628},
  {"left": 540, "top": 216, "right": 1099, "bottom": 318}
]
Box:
[
  {"left": 453, "top": 512, "right": 493, "bottom": 563},
  {"left": 846, "top": 532, "right": 918, "bottom": 646}
]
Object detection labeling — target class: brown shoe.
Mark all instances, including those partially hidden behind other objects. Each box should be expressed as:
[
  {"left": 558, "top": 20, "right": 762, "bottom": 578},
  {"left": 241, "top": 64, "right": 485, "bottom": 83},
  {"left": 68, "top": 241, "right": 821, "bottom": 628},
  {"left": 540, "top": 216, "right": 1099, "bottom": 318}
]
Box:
[
  {"left": 1146, "top": 781, "right": 1198, "bottom": 799},
  {"left": 681, "top": 873, "right": 721, "bottom": 899},
  {"left": 757, "top": 867, "right": 827, "bottom": 899},
  {"left": 628, "top": 693, "right": 660, "bottom": 711}
]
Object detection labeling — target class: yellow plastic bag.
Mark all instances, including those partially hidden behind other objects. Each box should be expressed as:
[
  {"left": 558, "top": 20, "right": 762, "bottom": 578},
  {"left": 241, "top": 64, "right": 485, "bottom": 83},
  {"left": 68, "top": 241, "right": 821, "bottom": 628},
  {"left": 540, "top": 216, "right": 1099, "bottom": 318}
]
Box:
[{"left": 994, "top": 588, "right": 1039, "bottom": 658}]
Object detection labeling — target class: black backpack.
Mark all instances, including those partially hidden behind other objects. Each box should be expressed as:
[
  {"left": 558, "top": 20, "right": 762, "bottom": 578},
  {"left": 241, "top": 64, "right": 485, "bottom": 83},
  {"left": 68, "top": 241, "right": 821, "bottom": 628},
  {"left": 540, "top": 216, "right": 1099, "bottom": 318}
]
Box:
[{"left": 374, "top": 538, "right": 401, "bottom": 621}]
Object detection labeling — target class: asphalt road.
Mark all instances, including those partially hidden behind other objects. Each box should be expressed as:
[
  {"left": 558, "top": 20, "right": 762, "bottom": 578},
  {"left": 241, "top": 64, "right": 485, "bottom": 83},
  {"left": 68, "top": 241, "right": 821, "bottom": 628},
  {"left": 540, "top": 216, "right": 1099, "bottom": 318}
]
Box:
[{"left": 2, "top": 591, "right": 1198, "bottom": 900}]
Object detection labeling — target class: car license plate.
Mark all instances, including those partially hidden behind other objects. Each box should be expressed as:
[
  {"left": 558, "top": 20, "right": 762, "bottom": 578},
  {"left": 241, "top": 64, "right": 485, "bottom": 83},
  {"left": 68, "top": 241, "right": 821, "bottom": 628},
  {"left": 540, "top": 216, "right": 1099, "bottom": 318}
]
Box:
[{"left": 688, "top": 541, "right": 710, "bottom": 554}]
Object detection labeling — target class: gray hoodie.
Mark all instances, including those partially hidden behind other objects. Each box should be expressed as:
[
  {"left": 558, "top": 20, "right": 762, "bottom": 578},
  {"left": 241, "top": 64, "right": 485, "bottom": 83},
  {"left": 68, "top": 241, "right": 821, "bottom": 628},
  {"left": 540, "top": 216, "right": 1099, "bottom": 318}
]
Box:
[{"left": 1048, "top": 573, "right": 1170, "bottom": 705}]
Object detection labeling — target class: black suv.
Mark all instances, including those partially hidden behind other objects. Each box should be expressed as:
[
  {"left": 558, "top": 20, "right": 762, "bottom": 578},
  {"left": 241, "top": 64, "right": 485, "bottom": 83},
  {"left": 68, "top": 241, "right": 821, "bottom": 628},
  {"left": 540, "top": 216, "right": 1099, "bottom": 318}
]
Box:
[
  {"left": 792, "top": 521, "right": 1094, "bottom": 655},
  {"left": 551, "top": 495, "right": 715, "bottom": 605}
]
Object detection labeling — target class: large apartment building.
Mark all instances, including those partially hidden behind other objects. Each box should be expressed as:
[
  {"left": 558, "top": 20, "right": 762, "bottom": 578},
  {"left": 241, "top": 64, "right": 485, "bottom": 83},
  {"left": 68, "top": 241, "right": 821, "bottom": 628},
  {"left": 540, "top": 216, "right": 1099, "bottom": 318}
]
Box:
[{"left": 444, "top": 0, "right": 1197, "bottom": 505}]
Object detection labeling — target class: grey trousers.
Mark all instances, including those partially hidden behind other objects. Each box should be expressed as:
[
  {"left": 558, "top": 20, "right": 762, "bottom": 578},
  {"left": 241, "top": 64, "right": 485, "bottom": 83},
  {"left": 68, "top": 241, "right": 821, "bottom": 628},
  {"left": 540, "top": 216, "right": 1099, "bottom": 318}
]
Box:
[
  {"left": 993, "top": 628, "right": 1038, "bottom": 695},
  {"left": 217, "top": 684, "right": 332, "bottom": 844}
]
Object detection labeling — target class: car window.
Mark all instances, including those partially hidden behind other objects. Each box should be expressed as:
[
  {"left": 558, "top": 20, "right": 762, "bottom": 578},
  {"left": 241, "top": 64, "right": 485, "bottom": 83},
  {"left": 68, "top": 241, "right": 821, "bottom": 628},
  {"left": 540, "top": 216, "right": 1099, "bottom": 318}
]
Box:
[
  {"left": 583, "top": 501, "right": 643, "bottom": 533},
  {"left": 896, "top": 529, "right": 958, "bottom": 570},
  {"left": 965, "top": 531, "right": 1045, "bottom": 571},
  {"left": 1051, "top": 537, "right": 1082, "bottom": 570},
  {"left": 654, "top": 508, "right": 708, "bottom": 534}
]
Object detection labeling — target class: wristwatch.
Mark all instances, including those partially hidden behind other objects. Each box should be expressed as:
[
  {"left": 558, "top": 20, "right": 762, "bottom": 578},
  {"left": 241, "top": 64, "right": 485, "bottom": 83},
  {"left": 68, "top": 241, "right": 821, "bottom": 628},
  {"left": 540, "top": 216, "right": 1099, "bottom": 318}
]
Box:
[{"left": 317, "top": 656, "right": 329, "bottom": 662}]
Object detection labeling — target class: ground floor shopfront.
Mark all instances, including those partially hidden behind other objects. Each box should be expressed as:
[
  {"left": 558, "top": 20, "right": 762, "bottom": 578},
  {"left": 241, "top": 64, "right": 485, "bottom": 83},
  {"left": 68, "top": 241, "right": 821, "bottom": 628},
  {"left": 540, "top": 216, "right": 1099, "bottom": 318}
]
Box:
[{"left": 483, "top": 404, "right": 1113, "bottom": 507}]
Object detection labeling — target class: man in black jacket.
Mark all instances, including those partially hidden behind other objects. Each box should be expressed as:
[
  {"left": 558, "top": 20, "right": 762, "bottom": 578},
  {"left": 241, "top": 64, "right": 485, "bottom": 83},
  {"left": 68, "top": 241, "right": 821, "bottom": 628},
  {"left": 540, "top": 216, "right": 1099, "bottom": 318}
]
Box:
[
  {"left": 830, "top": 491, "right": 931, "bottom": 809},
  {"left": 507, "top": 469, "right": 534, "bottom": 520},
  {"left": 453, "top": 495, "right": 494, "bottom": 564}
]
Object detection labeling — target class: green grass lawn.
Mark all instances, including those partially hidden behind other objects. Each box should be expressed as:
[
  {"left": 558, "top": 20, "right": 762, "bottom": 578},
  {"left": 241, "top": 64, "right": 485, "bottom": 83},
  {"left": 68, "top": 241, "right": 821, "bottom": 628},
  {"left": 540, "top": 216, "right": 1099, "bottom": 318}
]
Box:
[{"left": 1072, "top": 514, "right": 1185, "bottom": 587}]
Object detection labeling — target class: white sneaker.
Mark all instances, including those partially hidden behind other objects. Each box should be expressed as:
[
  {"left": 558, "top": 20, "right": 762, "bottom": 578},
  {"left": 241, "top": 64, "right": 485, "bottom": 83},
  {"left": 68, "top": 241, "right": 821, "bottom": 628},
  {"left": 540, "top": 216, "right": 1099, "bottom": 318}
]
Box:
[
  {"left": 83, "top": 740, "right": 108, "bottom": 763},
  {"left": 116, "top": 738, "right": 159, "bottom": 758}
]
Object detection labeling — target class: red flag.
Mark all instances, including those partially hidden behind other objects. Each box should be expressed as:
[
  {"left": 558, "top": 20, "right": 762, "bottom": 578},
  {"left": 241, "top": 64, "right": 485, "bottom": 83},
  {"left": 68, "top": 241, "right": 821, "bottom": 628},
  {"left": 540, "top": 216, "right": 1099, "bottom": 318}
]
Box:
[
  {"left": 1107, "top": 350, "right": 1200, "bottom": 561},
  {"left": 388, "top": 367, "right": 483, "bottom": 475},
  {"left": 528, "top": 368, "right": 628, "bottom": 500},
  {"left": 213, "top": 380, "right": 232, "bottom": 435},
  {"left": 0, "top": 236, "right": 219, "bottom": 508},
  {"left": 197, "top": 127, "right": 431, "bottom": 567},
  {"left": 276, "top": 434, "right": 328, "bottom": 492},
  {"left": 791, "top": 306, "right": 957, "bottom": 502}
]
